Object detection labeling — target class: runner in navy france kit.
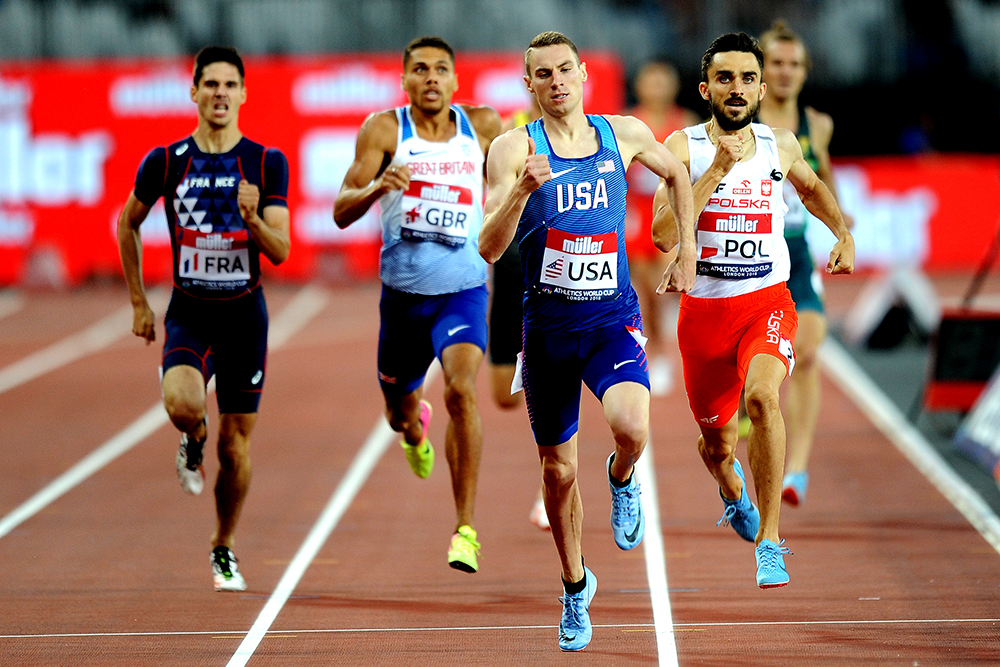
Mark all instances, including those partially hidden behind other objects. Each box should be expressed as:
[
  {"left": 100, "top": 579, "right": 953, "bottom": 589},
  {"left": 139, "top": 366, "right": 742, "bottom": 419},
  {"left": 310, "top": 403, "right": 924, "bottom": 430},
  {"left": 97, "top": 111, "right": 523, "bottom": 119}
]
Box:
[
  {"left": 133, "top": 138, "right": 288, "bottom": 299},
  {"left": 118, "top": 46, "right": 291, "bottom": 593}
]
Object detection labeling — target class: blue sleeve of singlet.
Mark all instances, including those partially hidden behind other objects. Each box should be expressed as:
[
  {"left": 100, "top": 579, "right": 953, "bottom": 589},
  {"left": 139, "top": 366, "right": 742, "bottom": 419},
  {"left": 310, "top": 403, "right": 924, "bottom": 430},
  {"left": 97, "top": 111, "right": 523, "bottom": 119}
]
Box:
[
  {"left": 133, "top": 147, "right": 166, "bottom": 207},
  {"left": 262, "top": 149, "right": 289, "bottom": 208}
]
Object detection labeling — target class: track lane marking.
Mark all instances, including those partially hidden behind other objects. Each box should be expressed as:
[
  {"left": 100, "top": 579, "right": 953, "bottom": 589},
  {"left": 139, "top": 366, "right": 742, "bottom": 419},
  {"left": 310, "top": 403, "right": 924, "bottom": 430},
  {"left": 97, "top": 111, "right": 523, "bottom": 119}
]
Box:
[
  {"left": 637, "top": 438, "right": 680, "bottom": 667},
  {"left": 0, "top": 289, "right": 168, "bottom": 396},
  {"left": 0, "top": 285, "right": 328, "bottom": 541},
  {"left": 821, "top": 338, "right": 1000, "bottom": 553},
  {"left": 226, "top": 363, "right": 442, "bottom": 667},
  {"left": 7, "top": 616, "right": 1000, "bottom": 640}
]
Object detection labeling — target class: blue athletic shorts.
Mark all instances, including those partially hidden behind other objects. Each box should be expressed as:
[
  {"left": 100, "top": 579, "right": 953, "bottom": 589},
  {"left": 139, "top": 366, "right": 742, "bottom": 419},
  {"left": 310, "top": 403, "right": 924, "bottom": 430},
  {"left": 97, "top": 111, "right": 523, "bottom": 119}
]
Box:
[
  {"left": 377, "top": 284, "right": 488, "bottom": 396},
  {"left": 785, "top": 234, "right": 824, "bottom": 314},
  {"left": 162, "top": 287, "right": 269, "bottom": 414},
  {"left": 522, "top": 314, "right": 649, "bottom": 446}
]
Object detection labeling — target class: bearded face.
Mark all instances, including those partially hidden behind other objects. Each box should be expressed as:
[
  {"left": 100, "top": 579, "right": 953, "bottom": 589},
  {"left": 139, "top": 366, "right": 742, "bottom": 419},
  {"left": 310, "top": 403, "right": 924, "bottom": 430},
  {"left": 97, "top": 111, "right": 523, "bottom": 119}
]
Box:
[{"left": 709, "top": 90, "right": 760, "bottom": 131}]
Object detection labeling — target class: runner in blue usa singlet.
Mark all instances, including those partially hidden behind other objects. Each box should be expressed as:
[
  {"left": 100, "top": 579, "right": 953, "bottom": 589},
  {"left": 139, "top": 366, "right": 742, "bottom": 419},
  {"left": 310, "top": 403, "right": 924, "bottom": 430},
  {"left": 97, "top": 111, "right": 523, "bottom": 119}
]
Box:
[{"left": 518, "top": 115, "right": 649, "bottom": 445}]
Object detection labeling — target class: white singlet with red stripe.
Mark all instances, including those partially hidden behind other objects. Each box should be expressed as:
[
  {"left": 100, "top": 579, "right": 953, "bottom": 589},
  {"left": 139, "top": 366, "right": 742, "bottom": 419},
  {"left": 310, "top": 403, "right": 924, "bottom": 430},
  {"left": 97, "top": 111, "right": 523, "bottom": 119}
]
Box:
[{"left": 684, "top": 122, "right": 790, "bottom": 299}]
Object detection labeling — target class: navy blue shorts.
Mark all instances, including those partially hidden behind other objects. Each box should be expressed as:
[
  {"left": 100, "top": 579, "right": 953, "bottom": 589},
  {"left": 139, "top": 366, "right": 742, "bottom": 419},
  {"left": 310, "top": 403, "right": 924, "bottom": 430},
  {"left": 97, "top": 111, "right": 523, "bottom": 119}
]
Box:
[
  {"left": 786, "top": 234, "right": 824, "bottom": 314},
  {"left": 162, "top": 287, "right": 268, "bottom": 414},
  {"left": 378, "top": 284, "right": 488, "bottom": 396},
  {"left": 522, "top": 315, "right": 649, "bottom": 446}
]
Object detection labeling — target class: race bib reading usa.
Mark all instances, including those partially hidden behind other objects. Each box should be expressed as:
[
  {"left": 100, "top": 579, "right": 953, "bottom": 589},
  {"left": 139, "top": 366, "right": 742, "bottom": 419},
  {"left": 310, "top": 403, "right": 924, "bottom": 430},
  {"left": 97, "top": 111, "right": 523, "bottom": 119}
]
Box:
[
  {"left": 178, "top": 228, "right": 251, "bottom": 287},
  {"left": 399, "top": 180, "right": 473, "bottom": 247},
  {"left": 538, "top": 228, "right": 618, "bottom": 302}
]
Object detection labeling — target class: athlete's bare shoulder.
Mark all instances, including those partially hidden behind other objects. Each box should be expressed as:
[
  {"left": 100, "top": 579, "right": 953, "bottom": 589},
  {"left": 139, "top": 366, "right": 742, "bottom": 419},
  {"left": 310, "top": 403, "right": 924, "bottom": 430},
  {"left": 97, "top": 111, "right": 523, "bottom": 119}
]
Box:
[
  {"left": 461, "top": 103, "right": 503, "bottom": 143},
  {"left": 804, "top": 106, "right": 834, "bottom": 148},
  {"left": 664, "top": 128, "right": 691, "bottom": 166}
]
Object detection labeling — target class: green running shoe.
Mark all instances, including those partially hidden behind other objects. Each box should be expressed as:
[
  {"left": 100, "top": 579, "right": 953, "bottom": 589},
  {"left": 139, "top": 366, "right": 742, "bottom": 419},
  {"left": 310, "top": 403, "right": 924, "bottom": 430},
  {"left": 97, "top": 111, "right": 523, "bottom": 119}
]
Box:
[{"left": 447, "top": 525, "right": 480, "bottom": 573}]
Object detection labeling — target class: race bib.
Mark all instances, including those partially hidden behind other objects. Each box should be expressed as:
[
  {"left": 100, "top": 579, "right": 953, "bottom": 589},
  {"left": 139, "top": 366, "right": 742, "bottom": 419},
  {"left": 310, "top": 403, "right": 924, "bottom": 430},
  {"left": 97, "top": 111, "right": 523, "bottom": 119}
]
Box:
[
  {"left": 538, "top": 228, "right": 618, "bottom": 302},
  {"left": 696, "top": 211, "right": 774, "bottom": 280},
  {"left": 178, "top": 228, "right": 251, "bottom": 286},
  {"left": 399, "top": 180, "right": 473, "bottom": 247}
]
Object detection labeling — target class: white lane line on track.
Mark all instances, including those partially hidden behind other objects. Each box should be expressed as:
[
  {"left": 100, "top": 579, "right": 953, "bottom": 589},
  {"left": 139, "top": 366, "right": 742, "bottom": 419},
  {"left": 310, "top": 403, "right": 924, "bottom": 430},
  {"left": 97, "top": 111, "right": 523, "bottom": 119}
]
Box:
[
  {"left": 0, "top": 289, "right": 168, "bottom": 396},
  {"left": 820, "top": 338, "right": 1000, "bottom": 554},
  {"left": 0, "top": 284, "right": 328, "bottom": 541},
  {"left": 8, "top": 616, "right": 1000, "bottom": 640},
  {"left": 226, "top": 362, "right": 441, "bottom": 667},
  {"left": 637, "top": 438, "right": 679, "bottom": 667}
]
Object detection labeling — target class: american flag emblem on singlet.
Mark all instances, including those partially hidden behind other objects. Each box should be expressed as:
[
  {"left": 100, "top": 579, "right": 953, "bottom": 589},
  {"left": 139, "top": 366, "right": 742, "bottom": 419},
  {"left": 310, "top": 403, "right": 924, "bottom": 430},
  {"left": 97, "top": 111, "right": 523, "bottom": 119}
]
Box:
[
  {"left": 597, "top": 160, "right": 615, "bottom": 173},
  {"left": 544, "top": 257, "right": 564, "bottom": 280}
]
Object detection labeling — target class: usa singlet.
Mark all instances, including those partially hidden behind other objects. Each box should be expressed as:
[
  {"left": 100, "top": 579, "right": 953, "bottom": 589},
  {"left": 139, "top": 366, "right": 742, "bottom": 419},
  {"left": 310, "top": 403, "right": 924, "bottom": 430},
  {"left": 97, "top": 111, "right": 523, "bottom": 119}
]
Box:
[
  {"left": 133, "top": 137, "right": 289, "bottom": 299},
  {"left": 378, "top": 105, "right": 488, "bottom": 295},
  {"left": 519, "top": 115, "right": 637, "bottom": 332},
  {"left": 684, "top": 122, "right": 789, "bottom": 299}
]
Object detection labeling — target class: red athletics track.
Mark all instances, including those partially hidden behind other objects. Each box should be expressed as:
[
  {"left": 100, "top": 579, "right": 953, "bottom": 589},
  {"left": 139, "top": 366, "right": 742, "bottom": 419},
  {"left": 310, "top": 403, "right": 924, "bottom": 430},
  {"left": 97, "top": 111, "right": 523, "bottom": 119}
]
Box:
[{"left": 1, "top": 276, "right": 1000, "bottom": 666}]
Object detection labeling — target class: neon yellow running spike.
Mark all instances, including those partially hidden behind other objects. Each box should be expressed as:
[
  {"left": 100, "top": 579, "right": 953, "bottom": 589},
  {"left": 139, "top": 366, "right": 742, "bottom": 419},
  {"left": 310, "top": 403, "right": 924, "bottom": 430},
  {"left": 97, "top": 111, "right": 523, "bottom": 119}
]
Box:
[
  {"left": 448, "top": 525, "right": 480, "bottom": 573},
  {"left": 400, "top": 400, "right": 434, "bottom": 478}
]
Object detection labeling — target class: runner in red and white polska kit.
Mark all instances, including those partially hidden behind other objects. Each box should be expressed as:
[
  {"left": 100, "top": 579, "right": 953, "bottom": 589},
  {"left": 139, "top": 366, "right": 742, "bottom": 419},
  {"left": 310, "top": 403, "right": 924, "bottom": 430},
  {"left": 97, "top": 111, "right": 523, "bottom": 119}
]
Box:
[{"left": 652, "top": 32, "right": 854, "bottom": 589}]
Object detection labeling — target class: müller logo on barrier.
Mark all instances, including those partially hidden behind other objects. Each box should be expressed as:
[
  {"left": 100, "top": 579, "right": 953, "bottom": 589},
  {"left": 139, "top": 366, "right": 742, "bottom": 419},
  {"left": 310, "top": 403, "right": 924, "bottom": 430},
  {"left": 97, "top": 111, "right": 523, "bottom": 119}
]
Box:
[{"left": 0, "top": 76, "right": 112, "bottom": 207}]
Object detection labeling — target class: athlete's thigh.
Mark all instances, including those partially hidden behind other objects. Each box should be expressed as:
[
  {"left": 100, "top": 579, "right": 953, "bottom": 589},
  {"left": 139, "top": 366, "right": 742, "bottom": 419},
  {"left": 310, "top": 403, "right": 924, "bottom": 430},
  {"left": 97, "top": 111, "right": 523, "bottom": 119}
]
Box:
[
  {"left": 162, "top": 293, "right": 213, "bottom": 381},
  {"left": 430, "top": 284, "right": 489, "bottom": 359},
  {"left": 581, "top": 319, "right": 650, "bottom": 400},
  {"left": 677, "top": 299, "right": 742, "bottom": 427},
  {"left": 212, "top": 290, "right": 269, "bottom": 415},
  {"left": 735, "top": 288, "right": 798, "bottom": 382},
  {"left": 378, "top": 286, "right": 436, "bottom": 397},
  {"left": 523, "top": 328, "right": 584, "bottom": 447}
]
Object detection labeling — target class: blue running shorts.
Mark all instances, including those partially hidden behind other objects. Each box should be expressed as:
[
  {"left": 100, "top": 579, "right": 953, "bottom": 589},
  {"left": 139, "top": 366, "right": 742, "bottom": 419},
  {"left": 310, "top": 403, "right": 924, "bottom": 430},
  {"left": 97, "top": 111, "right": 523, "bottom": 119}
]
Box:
[
  {"left": 162, "top": 287, "right": 269, "bottom": 414},
  {"left": 377, "top": 284, "right": 488, "bottom": 396},
  {"left": 522, "top": 315, "right": 649, "bottom": 446}
]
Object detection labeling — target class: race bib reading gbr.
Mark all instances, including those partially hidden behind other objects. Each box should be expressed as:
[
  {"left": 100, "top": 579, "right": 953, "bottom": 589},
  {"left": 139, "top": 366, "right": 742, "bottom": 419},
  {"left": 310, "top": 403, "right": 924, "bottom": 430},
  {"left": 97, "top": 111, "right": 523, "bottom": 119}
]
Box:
[
  {"left": 178, "top": 228, "right": 251, "bottom": 289},
  {"left": 399, "top": 179, "right": 473, "bottom": 247},
  {"left": 538, "top": 228, "right": 618, "bottom": 302}
]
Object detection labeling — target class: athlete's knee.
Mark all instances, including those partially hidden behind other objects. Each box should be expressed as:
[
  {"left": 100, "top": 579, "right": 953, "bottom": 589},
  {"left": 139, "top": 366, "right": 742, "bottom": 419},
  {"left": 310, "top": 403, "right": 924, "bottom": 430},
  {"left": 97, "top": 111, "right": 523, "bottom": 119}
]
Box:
[
  {"left": 699, "top": 429, "right": 737, "bottom": 463},
  {"left": 540, "top": 455, "right": 577, "bottom": 491},
  {"left": 217, "top": 435, "right": 250, "bottom": 472},
  {"left": 744, "top": 385, "right": 780, "bottom": 423},
  {"left": 443, "top": 374, "right": 478, "bottom": 416},
  {"left": 610, "top": 414, "right": 648, "bottom": 452},
  {"left": 164, "top": 394, "right": 205, "bottom": 433}
]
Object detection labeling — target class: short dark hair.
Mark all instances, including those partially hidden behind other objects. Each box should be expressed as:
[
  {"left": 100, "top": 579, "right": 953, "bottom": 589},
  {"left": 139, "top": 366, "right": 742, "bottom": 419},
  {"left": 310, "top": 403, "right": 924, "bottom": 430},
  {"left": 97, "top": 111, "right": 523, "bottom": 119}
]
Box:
[
  {"left": 525, "top": 31, "right": 580, "bottom": 75},
  {"left": 193, "top": 46, "right": 244, "bottom": 86},
  {"left": 759, "top": 20, "right": 811, "bottom": 70},
  {"left": 701, "top": 32, "right": 764, "bottom": 82},
  {"left": 403, "top": 36, "right": 455, "bottom": 68}
]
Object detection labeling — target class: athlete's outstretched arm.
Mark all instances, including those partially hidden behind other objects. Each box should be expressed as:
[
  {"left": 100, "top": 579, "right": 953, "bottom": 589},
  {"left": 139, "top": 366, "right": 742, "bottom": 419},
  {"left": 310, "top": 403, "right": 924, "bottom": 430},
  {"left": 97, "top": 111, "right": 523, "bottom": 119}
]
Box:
[
  {"left": 334, "top": 111, "right": 406, "bottom": 228},
  {"left": 480, "top": 129, "right": 549, "bottom": 264},
  {"left": 117, "top": 193, "right": 156, "bottom": 344},
  {"left": 778, "top": 129, "right": 854, "bottom": 275},
  {"left": 617, "top": 117, "right": 697, "bottom": 293}
]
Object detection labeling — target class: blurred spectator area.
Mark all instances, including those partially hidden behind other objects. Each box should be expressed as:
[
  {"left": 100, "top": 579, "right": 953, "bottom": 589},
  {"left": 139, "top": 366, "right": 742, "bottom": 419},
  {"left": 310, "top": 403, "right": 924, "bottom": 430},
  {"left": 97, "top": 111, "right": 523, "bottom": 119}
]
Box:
[{"left": 1, "top": 0, "right": 999, "bottom": 153}]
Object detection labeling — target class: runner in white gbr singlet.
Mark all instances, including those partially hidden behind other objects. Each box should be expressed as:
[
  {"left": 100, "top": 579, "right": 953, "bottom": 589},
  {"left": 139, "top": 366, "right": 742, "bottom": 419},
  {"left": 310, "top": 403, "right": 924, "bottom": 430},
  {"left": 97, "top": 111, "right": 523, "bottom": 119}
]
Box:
[
  {"left": 683, "top": 122, "right": 789, "bottom": 298},
  {"left": 379, "top": 104, "right": 487, "bottom": 295}
]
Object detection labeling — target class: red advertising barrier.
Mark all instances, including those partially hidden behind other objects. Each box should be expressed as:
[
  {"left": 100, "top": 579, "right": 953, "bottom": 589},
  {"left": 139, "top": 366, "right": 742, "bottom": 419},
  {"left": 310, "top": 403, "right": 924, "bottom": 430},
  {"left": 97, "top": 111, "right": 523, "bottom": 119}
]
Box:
[
  {"left": 830, "top": 154, "right": 1000, "bottom": 271},
  {"left": 0, "top": 52, "right": 624, "bottom": 286},
  {"left": 2, "top": 53, "right": 997, "bottom": 287}
]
